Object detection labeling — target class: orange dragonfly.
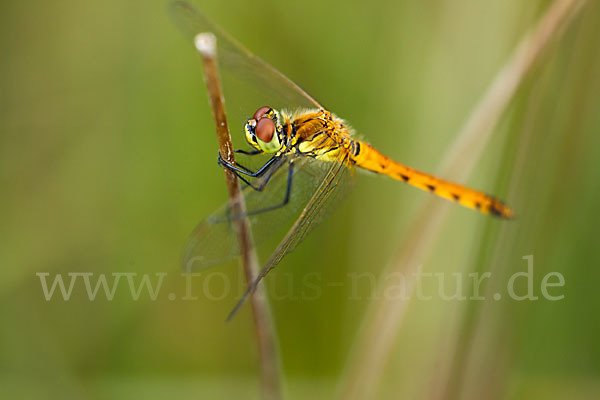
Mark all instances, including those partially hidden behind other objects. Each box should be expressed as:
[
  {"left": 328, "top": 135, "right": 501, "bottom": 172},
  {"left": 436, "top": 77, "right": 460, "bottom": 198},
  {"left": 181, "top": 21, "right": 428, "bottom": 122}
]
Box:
[{"left": 171, "top": 1, "right": 513, "bottom": 318}]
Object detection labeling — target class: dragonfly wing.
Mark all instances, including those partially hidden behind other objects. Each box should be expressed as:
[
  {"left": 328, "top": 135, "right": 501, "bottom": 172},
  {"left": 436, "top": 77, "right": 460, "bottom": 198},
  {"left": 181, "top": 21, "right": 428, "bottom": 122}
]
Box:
[
  {"left": 226, "top": 151, "right": 354, "bottom": 320},
  {"left": 182, "top": 154, "right": 345, "bottom": 271},
  {"left": 172, "top": 1, "right": 332, "bottom": 271},
  {"left": 170, "top": 1, "right": 323, "bottom": 130}
]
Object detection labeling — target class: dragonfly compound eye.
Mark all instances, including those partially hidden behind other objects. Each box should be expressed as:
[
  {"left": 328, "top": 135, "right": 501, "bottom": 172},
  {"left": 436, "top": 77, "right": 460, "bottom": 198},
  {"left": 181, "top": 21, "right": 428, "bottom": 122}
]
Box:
[
  {"left": 255, "top": 117, "right": 275, "bottom": 143},
  {"left": 253, "top": 106, "right": 271, "bottom": 121}
]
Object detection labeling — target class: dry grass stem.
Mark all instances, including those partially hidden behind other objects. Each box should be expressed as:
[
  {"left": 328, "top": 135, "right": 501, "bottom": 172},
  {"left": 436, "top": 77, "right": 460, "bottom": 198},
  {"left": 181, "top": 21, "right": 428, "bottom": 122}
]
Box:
[{"left": 195, "top": 32, "right": 282, "bottom": 400}]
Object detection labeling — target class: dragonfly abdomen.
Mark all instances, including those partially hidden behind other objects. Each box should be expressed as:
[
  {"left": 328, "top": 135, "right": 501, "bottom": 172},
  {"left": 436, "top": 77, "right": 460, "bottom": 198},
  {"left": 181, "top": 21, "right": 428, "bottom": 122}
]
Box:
[{"left": 351, "top": 140, "right": 513, "bottom": 218}]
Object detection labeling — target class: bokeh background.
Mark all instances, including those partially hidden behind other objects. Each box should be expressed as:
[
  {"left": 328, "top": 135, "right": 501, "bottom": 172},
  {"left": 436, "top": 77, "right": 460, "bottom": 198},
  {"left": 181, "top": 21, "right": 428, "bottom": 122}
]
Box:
[{"left": 1, "top": 0, "right": 599, "bottom": 399}]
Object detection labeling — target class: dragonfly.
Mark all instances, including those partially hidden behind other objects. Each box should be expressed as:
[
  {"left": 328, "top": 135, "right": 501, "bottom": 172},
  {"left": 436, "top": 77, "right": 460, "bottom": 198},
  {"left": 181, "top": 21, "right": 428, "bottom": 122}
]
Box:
[{"left": 171, "top": 1, "right": 513, "bottom": 319}]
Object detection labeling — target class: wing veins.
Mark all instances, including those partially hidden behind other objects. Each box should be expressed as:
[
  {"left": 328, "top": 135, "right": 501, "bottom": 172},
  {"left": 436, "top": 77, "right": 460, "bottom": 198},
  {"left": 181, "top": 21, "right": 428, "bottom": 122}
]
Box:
[{"left": 226, "top": 151, "right": 350, "bottom": 320}]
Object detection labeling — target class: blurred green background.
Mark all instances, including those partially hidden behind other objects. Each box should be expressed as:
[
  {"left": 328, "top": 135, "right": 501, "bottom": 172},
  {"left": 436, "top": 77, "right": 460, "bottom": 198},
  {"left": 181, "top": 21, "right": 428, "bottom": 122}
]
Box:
[{"left": 1, "top": 0, "right": 599, "bottom": 399}]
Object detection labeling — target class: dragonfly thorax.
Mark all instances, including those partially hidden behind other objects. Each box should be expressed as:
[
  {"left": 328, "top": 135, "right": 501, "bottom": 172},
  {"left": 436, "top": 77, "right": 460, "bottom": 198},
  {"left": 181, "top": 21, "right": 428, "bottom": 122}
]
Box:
[{"left": 244, "top": 106, "right": 284, "bottom": 154}]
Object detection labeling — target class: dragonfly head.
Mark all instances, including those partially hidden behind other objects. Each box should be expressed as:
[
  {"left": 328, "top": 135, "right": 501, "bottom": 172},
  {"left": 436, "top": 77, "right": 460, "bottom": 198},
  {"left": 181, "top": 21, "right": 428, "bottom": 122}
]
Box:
[{"left": 244, "top": 106, "right": 283, "bottom": 153}]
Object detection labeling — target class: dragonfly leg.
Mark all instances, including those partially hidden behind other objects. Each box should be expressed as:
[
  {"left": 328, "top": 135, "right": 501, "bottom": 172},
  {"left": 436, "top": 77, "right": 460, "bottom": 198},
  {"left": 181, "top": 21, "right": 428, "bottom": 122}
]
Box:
[
  {"left": 225, "top": 150, "right": 271, "bottom": 187},
  {"left": 227, "top": 165, "right": 280, "bottom": 192},
  {"left": 242, "top": 161, "right": 294, "bottom": 217},
  {"left": 218, "top": 151, "right": 278, "bottom": 178},
  {"left": 217, "top": 152, "right": 280, "bottom": 191},
  {"left": 228, "top": 160, "right": 254, "bottom": 174},
  {"left": 234, "top": 149, "right": 262, "bottom": 156},
  {"left": 250, "top": 158, "right": 290, "bottom": 192},
  {"left": 228, "top": 169, "right": 260, "bottom": 190},
  {"left": 213, "top": 161, "right": 295, "bottom": 223}
]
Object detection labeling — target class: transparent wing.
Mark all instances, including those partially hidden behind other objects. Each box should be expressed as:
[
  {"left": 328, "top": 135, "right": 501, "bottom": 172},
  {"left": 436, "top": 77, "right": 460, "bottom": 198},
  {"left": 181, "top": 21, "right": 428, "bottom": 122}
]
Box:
[
  {"left": 170, "top": 1, "right": 323, "bottom": 134},
  {"left": 182, "top": 153, "right": 350, "bottom": 272},
  {"left": 226, "top": 151, "right": 354, "bottom": 320},
  {"left": 171, "top": 2, "right": 352, "bottom": 288}
]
